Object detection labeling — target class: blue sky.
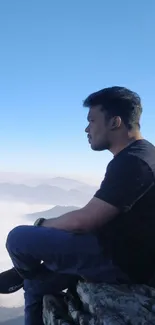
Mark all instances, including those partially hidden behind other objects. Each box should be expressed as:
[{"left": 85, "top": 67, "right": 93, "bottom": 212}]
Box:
[{"left": 0, "top": 0, "right": 155, "bottom": 184}]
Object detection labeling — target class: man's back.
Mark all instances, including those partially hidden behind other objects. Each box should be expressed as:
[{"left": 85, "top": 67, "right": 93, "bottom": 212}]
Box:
[{"left": 95, "top": 139, "right": 155, "bottom": 283}]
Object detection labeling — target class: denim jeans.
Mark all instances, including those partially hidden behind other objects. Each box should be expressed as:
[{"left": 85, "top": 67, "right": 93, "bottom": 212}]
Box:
[
  {"left": 24, "top": 266, "right": 78, "bottom": 325},
  {"left": 6, "top": 225, "right": 128, "bottom": 325}
]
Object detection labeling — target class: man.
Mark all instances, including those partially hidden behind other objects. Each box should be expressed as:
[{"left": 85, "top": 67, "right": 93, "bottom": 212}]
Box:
[{"left": 1, "top": 86, "right": 155, "bottom": 325}]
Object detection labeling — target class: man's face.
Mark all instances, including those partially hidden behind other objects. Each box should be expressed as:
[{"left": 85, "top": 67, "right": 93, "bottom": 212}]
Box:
[{"left": 85, "top": 105, "right": 111, "bottom": 151}]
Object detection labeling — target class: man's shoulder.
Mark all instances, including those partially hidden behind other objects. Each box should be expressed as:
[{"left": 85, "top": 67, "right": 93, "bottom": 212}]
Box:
[
  {"left": 112, "top": 139, "right": 155, "bottom": 167},
  {"left": 127, "top": 139, "right": 155, "bottom": 154},
  {"left": 125, "top": 139, "right": 155, "bottom": 170},
  {"left": 104, "top": 140, "right": 155, "bottom": 182}
]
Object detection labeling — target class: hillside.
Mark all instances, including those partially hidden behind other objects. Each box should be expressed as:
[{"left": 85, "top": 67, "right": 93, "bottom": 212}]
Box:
[
  {"left": 26, "top": 205, "right": 79, "bottom": 221},
  {"left": 0, "top": 177, "right": 98, "bottom": 206},
  {"left": 0, "top": 316, "right": 24, "bottom": 325},
  {"left": 0, "top": 306, "right": 24, "bottom": 323}
]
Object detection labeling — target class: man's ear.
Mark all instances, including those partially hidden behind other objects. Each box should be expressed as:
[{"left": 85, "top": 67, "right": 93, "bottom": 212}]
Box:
[{"left": 110, "top": 116, "right": 122, "bottom": 130}]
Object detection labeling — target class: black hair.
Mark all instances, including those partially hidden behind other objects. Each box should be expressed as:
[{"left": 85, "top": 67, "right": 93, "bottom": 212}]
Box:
[{"left": 83, "top": 86, "right": 142, "bottom": 130}]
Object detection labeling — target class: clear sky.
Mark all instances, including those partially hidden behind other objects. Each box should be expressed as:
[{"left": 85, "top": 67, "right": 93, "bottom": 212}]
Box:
[{"left": 0, "top": 0, "right": 155, "bottom": 184}]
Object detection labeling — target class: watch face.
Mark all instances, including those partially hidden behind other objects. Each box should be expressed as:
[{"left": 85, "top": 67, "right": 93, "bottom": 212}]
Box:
[
  {"left": 34, "top": 218, "right": 45, "bottom": 226},
  {"left": 34, "top": 218, "right": 41, "bottom": 226}
]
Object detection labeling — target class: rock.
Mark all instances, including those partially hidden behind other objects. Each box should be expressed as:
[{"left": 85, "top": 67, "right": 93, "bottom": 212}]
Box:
[{"left": 43, "top": 281, "right": 155, "bottom": 324}]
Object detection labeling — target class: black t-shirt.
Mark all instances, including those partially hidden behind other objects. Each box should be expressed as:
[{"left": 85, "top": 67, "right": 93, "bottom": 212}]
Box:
[{"left": 94, "top": 139, "right": 155, "bottom": 283}]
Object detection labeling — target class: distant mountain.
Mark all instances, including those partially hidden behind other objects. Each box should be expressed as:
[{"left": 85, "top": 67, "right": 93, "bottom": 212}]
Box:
[
  {"left": 0, "top": 316, "right": 24, "bottom": 325},
  {"left": 38, "top": 177, "right": 88, "bottom": 190},
  {"left": 26, "top": 205, "right": 79, "bottom": 221},
  {"left": 0, "top": 306, "right": 23, "bottom": 322},
  {"left": 0, "top": 178, "right": 98, "bottom": 206},
  {"left": 0, "top": 174, "right": 98, "bottom": 190}
]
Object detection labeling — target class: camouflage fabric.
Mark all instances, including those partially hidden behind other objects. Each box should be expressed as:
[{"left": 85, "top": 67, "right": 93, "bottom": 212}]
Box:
[{"left": 43, "top": 281, "right": 155, "bottom": 325}]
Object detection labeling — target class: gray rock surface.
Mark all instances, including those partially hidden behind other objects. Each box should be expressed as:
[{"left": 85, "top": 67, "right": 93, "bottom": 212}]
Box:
[{"left": 43, "top": 281, "right": 155, "bottom": 324}]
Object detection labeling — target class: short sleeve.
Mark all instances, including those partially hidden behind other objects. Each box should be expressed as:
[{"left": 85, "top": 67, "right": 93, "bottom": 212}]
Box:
[{"left": 94, "top": 154, "right": 154, "bottom": 212}]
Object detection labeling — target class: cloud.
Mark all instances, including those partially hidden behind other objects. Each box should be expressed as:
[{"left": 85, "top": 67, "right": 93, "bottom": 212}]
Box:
[{"left": 0, "top": 200, "right": 52, "bottom": 307}]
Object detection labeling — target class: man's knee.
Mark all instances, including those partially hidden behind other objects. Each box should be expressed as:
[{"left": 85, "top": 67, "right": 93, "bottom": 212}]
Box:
[{"left": 6, "top": 225, "right": 30, "bottom": 254}]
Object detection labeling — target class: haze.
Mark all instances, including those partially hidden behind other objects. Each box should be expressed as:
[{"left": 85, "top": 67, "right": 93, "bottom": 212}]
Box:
[{"left": 0, "top": 200, "right": 53, "bottom": 307}]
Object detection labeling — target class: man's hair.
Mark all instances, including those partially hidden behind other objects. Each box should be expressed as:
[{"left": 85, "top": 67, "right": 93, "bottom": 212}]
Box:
[{"left": 83, "top": 86, "right": 142, "bottom": 130}]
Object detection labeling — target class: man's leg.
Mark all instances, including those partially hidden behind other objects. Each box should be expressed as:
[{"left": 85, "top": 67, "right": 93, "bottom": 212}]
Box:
[
  {"left": 6, "top": 225, "right": 115, "bottom": 282},
  {"left": 5, "top": 225, "right": 128, "bottom": 325},
  {"left": 24, "top": 264, "right": 78, "bottom": 325}
]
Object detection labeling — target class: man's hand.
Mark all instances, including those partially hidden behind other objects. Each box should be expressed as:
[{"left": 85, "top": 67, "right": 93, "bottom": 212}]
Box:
[{"left": 42, "top": 197, "right": 119, "bottom": 232}]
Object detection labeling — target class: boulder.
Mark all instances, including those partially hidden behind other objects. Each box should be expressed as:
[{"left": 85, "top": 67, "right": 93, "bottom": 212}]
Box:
[{"left": 43, "top": 281, "right": 155, "bottom": 324}]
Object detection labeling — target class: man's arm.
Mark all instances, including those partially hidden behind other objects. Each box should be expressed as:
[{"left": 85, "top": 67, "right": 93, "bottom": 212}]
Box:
[
  {"left": 42, "top": 155, "right": 153, "bottom": 232},
  {"left": 42, "top": 197, "right": 119, "bottom": 231}
]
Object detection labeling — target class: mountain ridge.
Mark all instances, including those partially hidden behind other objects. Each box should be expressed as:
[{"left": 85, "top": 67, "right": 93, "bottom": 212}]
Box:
[
  {"left": 0, "top": 178, "right": 98, "bottom": 206},
  {"left": 26, "top": 205, "right": 80, "bottom": 221},
  {"left": 0, "top": 306, "right": 24, "bottom": 323}
]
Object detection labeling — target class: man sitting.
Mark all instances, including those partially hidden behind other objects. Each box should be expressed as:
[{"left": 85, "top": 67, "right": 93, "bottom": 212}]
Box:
[{"left": 1, "top": 86, "right": 155, "bottom": 325}]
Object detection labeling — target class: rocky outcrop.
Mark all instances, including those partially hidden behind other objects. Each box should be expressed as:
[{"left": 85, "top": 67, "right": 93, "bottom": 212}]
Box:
[{"left": 43, "top": 281, "right": 155, "bottom": 324}]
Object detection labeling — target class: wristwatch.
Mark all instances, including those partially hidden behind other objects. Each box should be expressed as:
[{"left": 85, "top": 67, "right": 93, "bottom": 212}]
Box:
[{"left": 34, "top": 217, "right": 46, "bottom": 226}]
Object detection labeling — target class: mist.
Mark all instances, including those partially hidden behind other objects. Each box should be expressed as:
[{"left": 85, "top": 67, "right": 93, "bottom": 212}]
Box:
[{"left": 0, "top": 200, "right": 53, "bottom": 308}]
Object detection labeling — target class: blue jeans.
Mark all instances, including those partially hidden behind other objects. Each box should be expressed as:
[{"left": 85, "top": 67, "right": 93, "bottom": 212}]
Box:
[
  {"left": 24, "top": 266, "right": 78, "bottom": 325},
  {"left": 6, "top": 225, "right": 128, "bottom": 325}
]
